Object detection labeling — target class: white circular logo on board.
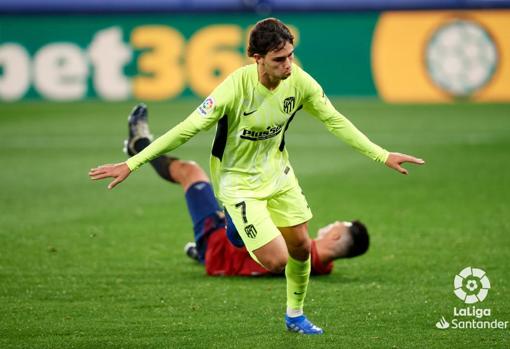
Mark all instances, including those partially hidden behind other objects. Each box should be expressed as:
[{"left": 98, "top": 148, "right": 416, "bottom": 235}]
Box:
[{"left": 426, "top": 19, "right": 498, "bottom": 97}]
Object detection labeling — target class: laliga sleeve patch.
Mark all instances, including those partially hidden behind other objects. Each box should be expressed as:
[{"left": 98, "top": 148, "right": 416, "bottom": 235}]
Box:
[{"left": 197, "top": 96, "right": 215, "bottom": 117}]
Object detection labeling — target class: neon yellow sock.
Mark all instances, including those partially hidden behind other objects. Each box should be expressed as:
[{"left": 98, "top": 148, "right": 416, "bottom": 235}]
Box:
[{"left": 285, "top": 255, "right": 311, "bottom": 313}]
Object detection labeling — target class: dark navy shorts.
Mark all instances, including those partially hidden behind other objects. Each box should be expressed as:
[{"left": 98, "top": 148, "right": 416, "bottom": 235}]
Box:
[{"left": 185, "top": 181, "right": 243, "bottom": 261}]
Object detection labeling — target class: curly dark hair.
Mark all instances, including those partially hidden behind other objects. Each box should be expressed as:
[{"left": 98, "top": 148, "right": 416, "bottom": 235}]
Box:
[{"left": 247, "top": 18, "right": 294, "bottom": 57}]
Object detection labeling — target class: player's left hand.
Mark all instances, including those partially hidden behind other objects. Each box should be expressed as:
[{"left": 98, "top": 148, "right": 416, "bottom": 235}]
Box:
[
  {"left": 89, "top": 162, "right": 131, "bottom": 189},
  {"left": 385, "top": 152, "right": 425, "bottom": 175}
]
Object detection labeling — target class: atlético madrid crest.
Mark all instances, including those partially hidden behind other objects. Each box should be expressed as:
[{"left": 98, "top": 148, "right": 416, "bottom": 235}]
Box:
[
  {"left": 244, "top": 224, "right": 258, "bottom": 239},
  {"left": 283, "top": 96, "right": 295, "bottom": 113}
]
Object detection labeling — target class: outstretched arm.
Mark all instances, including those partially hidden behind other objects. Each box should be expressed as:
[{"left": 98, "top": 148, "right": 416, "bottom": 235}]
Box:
[
  {"left": 88, "top": 77, "right": 233, "bottom": 190},
  {"left": 298, "top": 66, "right": 426, "bottom": 171},
  {"left": 88, "top": 111, "right": 211, "bottom": 190},
  {"left": 299, "top": 70, "right": 388, "bottom": 163}
]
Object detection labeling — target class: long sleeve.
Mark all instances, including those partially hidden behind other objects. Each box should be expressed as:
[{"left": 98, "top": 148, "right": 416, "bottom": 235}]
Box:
[
  {"left": 126, "top": 76, "right": 234, "bottom": 171},
  {"left": 298, "top": 68, "right": 389, "bottom": 163},
  {"left": 126, "top": 114, "right": 206, "bottom": 171}
]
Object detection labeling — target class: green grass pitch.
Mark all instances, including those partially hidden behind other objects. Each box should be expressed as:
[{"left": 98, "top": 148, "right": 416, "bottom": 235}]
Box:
[{"left": 0, "top": 99, "right": 509, "bottom": 348}]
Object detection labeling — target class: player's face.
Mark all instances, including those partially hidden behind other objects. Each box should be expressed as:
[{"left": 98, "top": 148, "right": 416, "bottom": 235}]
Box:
[{"left": 258, "top": 41, "right": 294, "bottom": 81}]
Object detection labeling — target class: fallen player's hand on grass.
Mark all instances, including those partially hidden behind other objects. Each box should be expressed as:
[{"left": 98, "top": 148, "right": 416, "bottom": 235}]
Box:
[
  {"left": 385, "top": 152, "right": 425, "bottom": 175},
  {"left": 89, "top": 162, "right": 131, "bottom": 189}
]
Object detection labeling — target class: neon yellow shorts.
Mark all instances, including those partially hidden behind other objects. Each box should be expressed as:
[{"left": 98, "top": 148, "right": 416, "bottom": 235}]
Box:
[{"left": 223, "top": 184, "right": 313, "bottom": 253}]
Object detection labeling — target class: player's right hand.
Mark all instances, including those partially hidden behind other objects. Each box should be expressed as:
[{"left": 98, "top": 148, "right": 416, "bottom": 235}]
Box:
[{"left": 89, "top": 162, "right": 131, "bottom": 190}]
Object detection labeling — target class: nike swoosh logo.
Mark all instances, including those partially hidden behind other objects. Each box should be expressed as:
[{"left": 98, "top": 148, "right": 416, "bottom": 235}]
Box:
[
  {"left": 293, "top": 291, "right": 305, "bottom": 295},
  {"left": 243, "top": 110, "right": 257, "bottom": 116}
]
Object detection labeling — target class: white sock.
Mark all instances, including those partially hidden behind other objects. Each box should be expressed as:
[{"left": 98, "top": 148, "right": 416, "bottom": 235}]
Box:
[{"left": 286, "top": 307, "right": 304, "bottom": 318}]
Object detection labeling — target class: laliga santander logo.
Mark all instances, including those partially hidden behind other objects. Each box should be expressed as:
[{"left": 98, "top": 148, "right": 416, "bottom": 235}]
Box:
[
  {"left": 453, "top": 267, "right": 490, "bottom": 304},
  {"left": 436, "top": 267, "right": 508, "bottom": 330}
]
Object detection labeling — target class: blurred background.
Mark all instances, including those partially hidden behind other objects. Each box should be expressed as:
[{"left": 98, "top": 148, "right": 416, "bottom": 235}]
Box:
[{"left": 1, "top": 0, "right": 509, "bottom": 103}]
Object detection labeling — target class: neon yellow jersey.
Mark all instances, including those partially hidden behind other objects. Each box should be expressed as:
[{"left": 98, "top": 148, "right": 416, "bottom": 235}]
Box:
[{"left": 126, "top": 63, "right": 389, "bottom": 203}]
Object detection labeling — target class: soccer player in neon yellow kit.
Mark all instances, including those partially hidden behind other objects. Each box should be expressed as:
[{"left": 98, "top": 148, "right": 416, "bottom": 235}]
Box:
[{"left": 90, "top": 18, "right": 425, "bottom": 334}]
